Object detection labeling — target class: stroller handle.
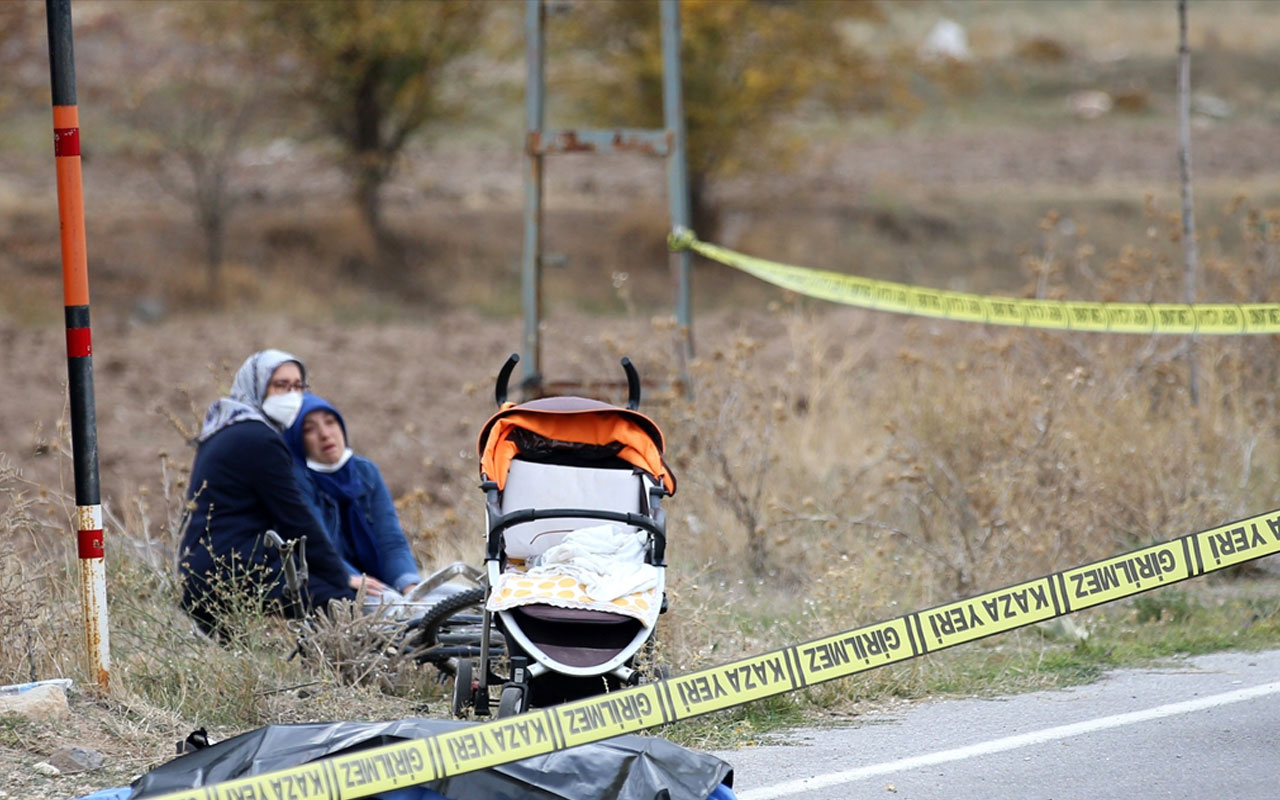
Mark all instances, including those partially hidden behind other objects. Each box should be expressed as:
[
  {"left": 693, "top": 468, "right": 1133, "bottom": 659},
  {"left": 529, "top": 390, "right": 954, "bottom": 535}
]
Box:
[
  {"left": 621, "top": 358, "right": 641, "bottom": 410},
  {"left": 495, "top": 353, "right": 520, "bottom": 406},
  {"left": 486, "top": 505, "right": 667, "bottom": 566},
  {"left": 495, "top": 354, "right": 641, "bottom": 409}
]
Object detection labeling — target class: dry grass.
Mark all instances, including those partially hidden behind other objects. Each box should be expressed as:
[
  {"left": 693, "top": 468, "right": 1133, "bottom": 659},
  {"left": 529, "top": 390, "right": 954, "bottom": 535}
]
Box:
[
  {"left": 4, "top": 3, "right": 1280, "bottom": 794},
  {"left": 661, "top": 317, "right": 1277, "bottom": 630},
  {"left": 0, "top": 450, "right": 445, "bottom": 799},
  {"left": 656, "top": 194, "right": 1280, "bottom": 673},
  {"left": 5, "top": 192, "right": 1280, "bottom": 795},
  {"left": 0, "top": 456, "right": 77, "bottom": 685}
]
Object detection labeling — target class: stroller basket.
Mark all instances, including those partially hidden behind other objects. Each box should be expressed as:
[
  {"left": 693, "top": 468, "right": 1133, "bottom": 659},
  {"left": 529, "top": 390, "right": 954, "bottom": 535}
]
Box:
[{"left": 509, "top": 606, "right": 645, "bottom": 669}]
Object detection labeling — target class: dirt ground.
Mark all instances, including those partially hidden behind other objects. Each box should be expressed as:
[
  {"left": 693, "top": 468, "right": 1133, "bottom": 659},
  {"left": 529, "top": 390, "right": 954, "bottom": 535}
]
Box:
[
  {"left": 4, "top": 12, "right": 1280, "bottom": 796},
  {"left": 0, "top": 307, "right": 715, "bottom": 546},
  {"left": 5, "top": 111, "right": 1280, "bottom": 528}
]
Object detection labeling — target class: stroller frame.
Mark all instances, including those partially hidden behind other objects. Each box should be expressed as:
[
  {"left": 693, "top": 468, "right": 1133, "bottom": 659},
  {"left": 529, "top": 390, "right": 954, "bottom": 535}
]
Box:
[{"left": 456, "top": 355, "right": 672, "bottom": 717}]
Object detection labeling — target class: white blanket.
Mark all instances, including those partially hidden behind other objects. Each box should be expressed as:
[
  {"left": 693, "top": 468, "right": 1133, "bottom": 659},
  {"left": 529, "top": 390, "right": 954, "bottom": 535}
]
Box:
[{"left": 525, "top": 524, "right": 658, "bottom": 601}]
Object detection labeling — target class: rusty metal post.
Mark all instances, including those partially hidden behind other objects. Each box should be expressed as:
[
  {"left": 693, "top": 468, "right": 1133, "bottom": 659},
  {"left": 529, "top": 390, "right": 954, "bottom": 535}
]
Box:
[
  {"left": 661, "top": 0, "right": 694, "bottom": 389},
  {"left": 1177, "top": 0, "right": 1200, "bottom": 408},
  {"left": 521, "top": 0, "right": 546, "bottom": 394},
  {"left": 522, "top": 0, "right": 691, "bottom": 395},
  {"left": 44, "top": 0, "right": 110, "bottom": 691}
]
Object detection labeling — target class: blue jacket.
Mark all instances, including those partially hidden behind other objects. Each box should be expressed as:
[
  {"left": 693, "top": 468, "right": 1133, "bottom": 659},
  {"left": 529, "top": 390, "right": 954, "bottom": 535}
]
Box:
[
  {"left": 284, "top": 393, "right": 422, "bottom": 592},
  {"left": 291, "top": 455, "right": 422, "bottom": 592}
]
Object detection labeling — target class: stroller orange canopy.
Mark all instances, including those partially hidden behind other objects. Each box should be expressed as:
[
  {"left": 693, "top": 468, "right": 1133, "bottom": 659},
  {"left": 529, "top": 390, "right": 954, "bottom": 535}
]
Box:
[{"left": 478, "top": 398, "right": 676, "bottom": 494}]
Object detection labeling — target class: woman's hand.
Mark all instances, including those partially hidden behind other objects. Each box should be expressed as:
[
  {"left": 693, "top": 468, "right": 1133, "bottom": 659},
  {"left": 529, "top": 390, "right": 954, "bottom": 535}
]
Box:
[{"left": 348, "top": 574, "right": 389, "bottom": 597}]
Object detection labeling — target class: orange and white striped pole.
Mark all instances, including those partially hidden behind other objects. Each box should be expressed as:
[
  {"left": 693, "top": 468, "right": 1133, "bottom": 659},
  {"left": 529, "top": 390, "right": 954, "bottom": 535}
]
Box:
[{"left": 45, "top": 0, "right": 109, "bottom": 691}]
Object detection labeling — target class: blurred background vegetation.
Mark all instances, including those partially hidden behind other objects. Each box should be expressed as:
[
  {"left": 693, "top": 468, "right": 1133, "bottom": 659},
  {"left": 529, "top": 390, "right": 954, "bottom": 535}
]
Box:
[
  {"left": 2, "top": 0, "right": 1275, "bottom": 320},
  {"left": 3, "top": 2, "right": 1280, "bottom": 794}
]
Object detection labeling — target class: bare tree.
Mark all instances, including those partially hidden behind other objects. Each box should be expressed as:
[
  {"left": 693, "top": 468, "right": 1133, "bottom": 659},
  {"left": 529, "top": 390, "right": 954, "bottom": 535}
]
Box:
[
  {"left": 132, "top": 74, "right": 261, "bottom": 291},
  {"left": 113, "top": 2, "right": 270, "bottom": 296},
  {"left": 1178, "top": 0, "right": 1201, "bottom": 407}
]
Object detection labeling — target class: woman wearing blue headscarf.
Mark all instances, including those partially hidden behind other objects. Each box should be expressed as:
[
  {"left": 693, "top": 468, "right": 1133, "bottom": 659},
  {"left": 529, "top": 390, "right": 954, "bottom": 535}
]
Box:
[
  {"left": 285, "top": 393, "right": 423, "bottom": 608},
  {"left": 178, "top": 350, "right": 357, "bottom": 637}
]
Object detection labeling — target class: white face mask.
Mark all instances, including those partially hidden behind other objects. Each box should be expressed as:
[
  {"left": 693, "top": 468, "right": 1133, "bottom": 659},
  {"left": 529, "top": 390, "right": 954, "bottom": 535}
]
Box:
[
  {"left": 308, "top": 447, "right": 354, "bottom": 473},
  {"left": 261, "top": 391, "right": 303, "bottom": 429}
]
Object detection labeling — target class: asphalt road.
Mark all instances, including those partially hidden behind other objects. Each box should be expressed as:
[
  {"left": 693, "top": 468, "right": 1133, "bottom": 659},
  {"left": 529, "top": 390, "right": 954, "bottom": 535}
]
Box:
[{"left": 711, "top": 649, "right": 1280, "bottom": 800}]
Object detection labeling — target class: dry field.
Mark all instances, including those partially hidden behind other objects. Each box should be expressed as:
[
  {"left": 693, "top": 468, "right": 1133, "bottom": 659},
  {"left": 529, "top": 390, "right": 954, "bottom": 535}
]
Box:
[{"left": 5, "top": 2, "right": 1280, "bottom": 798}]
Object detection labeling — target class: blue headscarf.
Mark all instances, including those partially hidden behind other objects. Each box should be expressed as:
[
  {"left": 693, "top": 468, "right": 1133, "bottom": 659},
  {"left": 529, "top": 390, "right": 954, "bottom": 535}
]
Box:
[{"left": 285, "top": 393, "right": 379, "bottom": 575}]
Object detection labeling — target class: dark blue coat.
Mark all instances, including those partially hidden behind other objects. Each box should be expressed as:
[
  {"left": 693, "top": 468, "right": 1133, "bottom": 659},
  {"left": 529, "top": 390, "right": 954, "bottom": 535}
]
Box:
[{"left": 178, "top": 419, "right": 355, "bottom": 627}]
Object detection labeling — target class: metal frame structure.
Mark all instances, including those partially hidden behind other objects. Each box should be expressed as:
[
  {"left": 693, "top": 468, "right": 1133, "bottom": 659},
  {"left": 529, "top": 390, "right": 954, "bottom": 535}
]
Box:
[{"left": 521, "top": 0, "right": 692, "bottom": 394}]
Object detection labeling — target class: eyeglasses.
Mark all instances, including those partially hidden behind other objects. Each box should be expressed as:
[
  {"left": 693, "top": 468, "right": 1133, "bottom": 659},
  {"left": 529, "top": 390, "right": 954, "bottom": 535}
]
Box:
[{"left": 268, "top": 379, "right": 308, "bottom": 393}]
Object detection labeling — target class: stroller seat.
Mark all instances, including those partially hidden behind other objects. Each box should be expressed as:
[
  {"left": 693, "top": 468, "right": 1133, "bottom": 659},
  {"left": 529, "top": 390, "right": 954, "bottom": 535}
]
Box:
[
  {"left": 487, "top": 460, "right": 662, "bottom": 632},
  {"left": 499, "top": 460, "right": 642, "bottom": 558}
]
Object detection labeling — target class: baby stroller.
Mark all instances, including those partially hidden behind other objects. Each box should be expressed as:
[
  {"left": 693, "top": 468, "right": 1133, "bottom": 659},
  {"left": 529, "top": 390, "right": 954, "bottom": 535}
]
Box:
[{"left": 452, "top": 355, "right": 676, "bottom": 717}]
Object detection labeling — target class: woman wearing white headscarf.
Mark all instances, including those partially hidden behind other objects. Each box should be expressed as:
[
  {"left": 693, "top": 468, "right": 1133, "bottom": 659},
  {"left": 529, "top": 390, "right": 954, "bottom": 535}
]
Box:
[{"left": 178, "top": 349, "right": 356, "bottom": 637}]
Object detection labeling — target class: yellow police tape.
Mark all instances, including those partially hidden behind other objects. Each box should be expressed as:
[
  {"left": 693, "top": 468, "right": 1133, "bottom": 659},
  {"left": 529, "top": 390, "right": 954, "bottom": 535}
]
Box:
[
  {"left": 666, "top": 228, "right": 1280, "bottom": 334},
  {"left": 148, "top": 505, "right": 1280, "bottom": 800}
]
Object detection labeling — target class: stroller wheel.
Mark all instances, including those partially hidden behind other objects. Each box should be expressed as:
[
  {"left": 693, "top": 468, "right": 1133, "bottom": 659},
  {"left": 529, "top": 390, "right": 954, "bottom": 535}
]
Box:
[
  {"left": 645, "top": 664, "right": 672, "bottom": 682},
  {"left": 416, "top": 587, "right": 487, "bottom": 646},
  {"left": 402, "top": 587, "right": 488, "bottom": 672},
  {"left": 497, "top": 684, "right": 528, "bottom": 718},
  {"left": 451, "top": 658, "right": 475, "bottom": 718}
]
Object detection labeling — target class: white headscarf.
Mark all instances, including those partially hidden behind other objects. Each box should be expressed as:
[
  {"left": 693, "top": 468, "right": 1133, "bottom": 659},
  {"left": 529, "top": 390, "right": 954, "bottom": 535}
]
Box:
[{"left": 196, "top": 349, "right": 305, "bottom": 443}]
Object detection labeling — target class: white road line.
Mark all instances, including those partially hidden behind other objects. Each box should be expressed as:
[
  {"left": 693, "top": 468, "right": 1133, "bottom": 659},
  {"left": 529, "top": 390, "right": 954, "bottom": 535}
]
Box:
[{"left": 737, "top": 680, "right": 1280, "bottom": 800}]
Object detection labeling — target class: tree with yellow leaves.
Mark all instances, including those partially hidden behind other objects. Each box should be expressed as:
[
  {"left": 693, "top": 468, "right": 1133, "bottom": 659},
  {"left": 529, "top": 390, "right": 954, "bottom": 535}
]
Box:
[
  {"left": 249, "top": 0, "right": 488, "bottom": 268},
  {"left": 553, "top": 0, "right": 912, "bottom": 241}
]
